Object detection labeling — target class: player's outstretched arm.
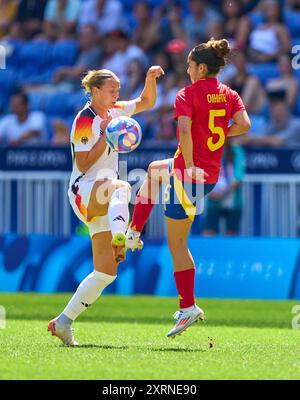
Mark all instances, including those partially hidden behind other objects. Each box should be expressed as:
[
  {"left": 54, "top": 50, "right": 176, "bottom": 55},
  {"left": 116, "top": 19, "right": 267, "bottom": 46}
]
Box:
[{"left": 133, "top": 66, "right": 164, "bottom": 114}]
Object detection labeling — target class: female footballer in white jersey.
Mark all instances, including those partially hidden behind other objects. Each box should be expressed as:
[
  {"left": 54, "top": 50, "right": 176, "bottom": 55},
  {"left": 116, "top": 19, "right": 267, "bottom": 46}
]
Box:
[{"left": 48, "top": 66, "right": 164, "bottom": 346}]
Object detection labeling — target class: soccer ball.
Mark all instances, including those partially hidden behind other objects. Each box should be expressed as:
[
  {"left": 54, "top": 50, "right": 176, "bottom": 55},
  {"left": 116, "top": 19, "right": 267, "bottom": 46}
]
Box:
[{"left": 105, "top": 116, "right": 142, "bottom": 154}]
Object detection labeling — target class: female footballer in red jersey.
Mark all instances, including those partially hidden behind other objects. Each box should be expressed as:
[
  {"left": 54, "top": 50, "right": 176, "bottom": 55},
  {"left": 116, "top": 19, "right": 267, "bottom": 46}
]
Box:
[
  {"left": 48, "top": 66, "right": 164, "bottom": 346},
  {"left": 126, "top": 38, "right": 251, "bottom": 338}
]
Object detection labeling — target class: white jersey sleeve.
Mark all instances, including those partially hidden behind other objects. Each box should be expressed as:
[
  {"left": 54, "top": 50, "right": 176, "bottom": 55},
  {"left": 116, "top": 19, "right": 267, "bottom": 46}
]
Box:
[
  {"left": 71, "top": 107, "right": 100, "bottom": 153},
  {"left": 111, "top": 100, "right": 137, "bottom": 118}
]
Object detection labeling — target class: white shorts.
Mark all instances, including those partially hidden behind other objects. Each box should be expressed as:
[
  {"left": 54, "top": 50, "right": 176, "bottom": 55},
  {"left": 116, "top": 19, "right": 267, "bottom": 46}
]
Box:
[{"left": 68, "top": 179, "right": 111, "bottom": 238}]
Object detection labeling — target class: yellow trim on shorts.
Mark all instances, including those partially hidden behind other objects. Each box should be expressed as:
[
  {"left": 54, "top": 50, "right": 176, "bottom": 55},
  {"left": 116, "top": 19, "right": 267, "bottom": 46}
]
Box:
[{"left": 173, "top": 173, "right": 196, "bottom": 222}]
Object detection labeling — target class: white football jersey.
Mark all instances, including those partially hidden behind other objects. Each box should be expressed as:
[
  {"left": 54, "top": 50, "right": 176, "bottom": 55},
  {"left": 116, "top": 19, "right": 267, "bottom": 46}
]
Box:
[{"left": 69, "top": 100, "right": 137, "bottom": 189}]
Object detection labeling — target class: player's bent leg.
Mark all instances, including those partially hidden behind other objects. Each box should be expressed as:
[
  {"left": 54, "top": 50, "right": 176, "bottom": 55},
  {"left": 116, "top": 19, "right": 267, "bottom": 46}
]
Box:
[
  {"left": 140, "top": 159, "right": 171, "bottom": 199},
  {"left": 126, "top": 159, "right": 170, "bottom": 251},
  {"left": 108, "top": 182, "right": 131, "bottom": 262},
  {"left": 165, "top": 216, "right": 205, "bottom": 338},
  {"left": 87, "top": 179, "right": 131, "bottom": 263},
  {"left": 91, "top": 231, "right": 119, "bottom": 276}
]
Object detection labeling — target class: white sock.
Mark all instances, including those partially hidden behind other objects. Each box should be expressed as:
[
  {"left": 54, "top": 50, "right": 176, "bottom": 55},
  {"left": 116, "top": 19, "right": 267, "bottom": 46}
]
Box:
[
  {"left": 108, "top": 185, "right": 130, "bottom": 236},
  {"left": 60, "top": 271, "right": 116, "bottom": 321}
]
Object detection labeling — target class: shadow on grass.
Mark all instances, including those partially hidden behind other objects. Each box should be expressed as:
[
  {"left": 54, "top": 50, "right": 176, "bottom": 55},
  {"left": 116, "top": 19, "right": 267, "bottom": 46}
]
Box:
[
  {"left": 66, "top": 343, "right": 206, "bottom": 353},
  {"left": 149, "top": 347, "right": 207, "bottom": 353},
  {"left": 75, "top": 344, "right": 129, "bottom": 350}
]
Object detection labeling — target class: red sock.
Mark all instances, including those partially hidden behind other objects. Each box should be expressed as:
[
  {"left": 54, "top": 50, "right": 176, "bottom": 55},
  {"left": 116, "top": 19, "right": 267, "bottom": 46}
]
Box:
[
  {"left": 130, "top": 193, "right": 155, "bottom": 233},
  {"left": 174, "top": 268, "right": 195, "bottom": 309}
]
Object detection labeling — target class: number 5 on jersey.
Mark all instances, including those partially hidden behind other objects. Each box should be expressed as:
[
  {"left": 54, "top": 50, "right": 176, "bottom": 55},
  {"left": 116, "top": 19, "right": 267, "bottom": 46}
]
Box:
[{"left": 207, "top": 109, "right": 226, "bottom": 152}]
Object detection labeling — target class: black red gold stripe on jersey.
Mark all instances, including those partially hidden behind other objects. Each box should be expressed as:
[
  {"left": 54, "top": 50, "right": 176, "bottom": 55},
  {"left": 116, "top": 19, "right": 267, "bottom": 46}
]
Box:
[{"left": 73, "top": 116, "right": 94, "bottom": 145}]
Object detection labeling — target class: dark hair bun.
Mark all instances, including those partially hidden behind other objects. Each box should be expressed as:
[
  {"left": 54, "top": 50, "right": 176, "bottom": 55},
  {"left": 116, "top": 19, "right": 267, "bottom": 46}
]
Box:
[
  {"left": 191, "top": 38, "right": 231, "bottom": 75},
  {"left": 210, "top": 39, "right": 230, "bottom": 59}
]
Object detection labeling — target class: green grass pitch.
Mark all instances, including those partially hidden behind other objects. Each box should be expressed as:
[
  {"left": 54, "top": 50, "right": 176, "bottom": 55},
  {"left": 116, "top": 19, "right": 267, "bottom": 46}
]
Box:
[{"left": 0, "top": 294, "right": 300, "bottom": 380}]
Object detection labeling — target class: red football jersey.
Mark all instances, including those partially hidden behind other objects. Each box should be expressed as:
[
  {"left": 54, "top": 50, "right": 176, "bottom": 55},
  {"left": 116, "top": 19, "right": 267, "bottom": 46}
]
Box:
[{"left": 173, "top": 77, "right": 245, "bottom": 184}]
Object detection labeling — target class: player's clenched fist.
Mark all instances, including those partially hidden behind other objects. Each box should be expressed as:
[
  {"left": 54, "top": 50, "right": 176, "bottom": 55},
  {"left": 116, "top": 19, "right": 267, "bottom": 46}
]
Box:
[{"left": 146, "top": 66, "right": 165, "bottom": 80}]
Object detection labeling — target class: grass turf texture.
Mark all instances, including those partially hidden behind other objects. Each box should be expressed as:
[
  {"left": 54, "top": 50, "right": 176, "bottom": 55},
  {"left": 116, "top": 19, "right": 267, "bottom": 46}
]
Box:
[{"left": 0, "top": 294, "right": 300, "bottom": 380}]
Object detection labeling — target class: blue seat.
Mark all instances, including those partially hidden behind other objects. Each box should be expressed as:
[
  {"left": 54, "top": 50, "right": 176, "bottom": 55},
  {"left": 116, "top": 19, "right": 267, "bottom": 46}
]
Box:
[
  {"left": 15, "top": 41, "right": 51, "bottom": 83},
  {"left": 28, "top": 91, "right": 49, "bottom": 112},
  {"left": 18, "top": 41, "right": 51, "bottom": 69},
  {"left": 1, "top": 39, "right": 23, "bottom": 69},
  {"left": 0, "top": 92, "right": 7, "bottom": 114},
  {"left": 68, "top": 91, "right": 88, "bottom": 115},
  {"left": 121, "top": 0, "right": 136, "bottom": 11},
  {"left": 248, "top": 114, "right": 268, "bottom": 136},
  {"left": 65, "top": 115, "right": 76, "bottom": 130},
  {"left": 49, "top": 40, "right": 78, "bottom": 70},
  {"left": 248, "top": 63, "right": 280, "bottom": 85},
  {"left": 44, "top": 92, "right": 73, "bottom": 117},
  {"left": 45, "top": 116, "right": 55, "bottom": 141},
  {"left": 291, "top": 36, "right": 300, "bottom": 48},
  {"left": 294, "top": 67, "right": 300, "bottom": 82},
  {"left": 294, "top": 96, "right": 300, "bottom": 117},
  {"left": 0, "top": 69, "right": 17, "bottom": 94},
  {"left": 284, "top": 9, "right": 300, "bottom": 37},
  {"left": 248, "top": 11, "right": 265, "bottom": 29}
]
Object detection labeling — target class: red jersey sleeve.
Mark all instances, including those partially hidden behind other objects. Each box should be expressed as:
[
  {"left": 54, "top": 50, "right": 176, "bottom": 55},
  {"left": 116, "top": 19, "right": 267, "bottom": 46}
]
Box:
[
  {"left": 174, "top": 87, "right": 193, "bottom": 120},
  {"left": 229, "top": 89, "right": 246, "bottom": 119}
]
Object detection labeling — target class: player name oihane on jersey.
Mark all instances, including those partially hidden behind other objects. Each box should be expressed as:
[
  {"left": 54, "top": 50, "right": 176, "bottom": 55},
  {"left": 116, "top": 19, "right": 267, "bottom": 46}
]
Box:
[{"left": 207, "top": 93, "right": 227, "bottom": 103}]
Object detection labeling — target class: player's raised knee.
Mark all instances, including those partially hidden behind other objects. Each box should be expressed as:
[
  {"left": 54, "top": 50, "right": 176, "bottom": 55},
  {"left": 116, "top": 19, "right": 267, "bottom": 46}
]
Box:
[
  {"left": 148, "top": 161, "right": 163, "bottom": 181},
  {"left": 147, "top": 162, "right": 156, "bottom": 176}
]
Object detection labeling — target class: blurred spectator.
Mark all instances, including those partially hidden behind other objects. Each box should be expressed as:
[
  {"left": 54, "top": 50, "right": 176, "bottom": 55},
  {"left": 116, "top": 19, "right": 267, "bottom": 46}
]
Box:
[
  {"left": 265, "top": 54, "right": 299, "bottom": 110},
  {"left": 225, "top": 49, "right": 268, "bottom": 114},
  {"left": 0, "top": 91, "right": 47, "bottom": 146},
  {"left": 50, "top": 119, "right": 69, "bottom": 146},
  {"left": 122, "top": 59, "right": 146, "bottom": 99},
  {"left": 16, "top": 0, "right": 48, "bottom": 39},
  {"left": 203, "top": 141, "right": 245, "bottom": 236},
  {"left": 248, "top": 0, "right": 291, "bottom": 63},
  {"left": 121, "top": 58, "right": 151, "bottom": 137},
  {"left": 36, "top": 20, "right": 59, "bottom": 42},
  {"left": 145, "top": 40, "right": 188, "bottom": 143},
  {"left": 44, "top": 0, "right": 81, "bottom": 37},
  {"left": 165, "top": 38, "right": 189, "bottom": 85},
  {"left": 78, "top": 0, "right": 124, "bottom": 36},
  {"left": 0, "top": 0, "right": 19, "bottom": 39},
  {"left": 102, "top": 29, "right": 147, "bottom": 85},
  {"left": 243, "top": 101, "right": 300, "bottom": 147},
  {"left": 53, "top": 25, "right": 102, "bottom": 88},
  {"left": 131, "top": 2, "right": 162, "bottom": 54},
  {"left": 148, "top": 39, "right": 189, "bottom": 136},
  {"left": 159, "top": 2, "right": 186, "bottom": 47},
  {"left": 152, "top": 51, "right": 172, "bottom": 79},
  {"left": 151, "top": 112, "right": 177, "bottom": 144},
  {"left": 183, "top": 0, "right": 222, "bottom": 47},
  {"left": 221, "top": 0, "right": 251, "bottom": 49}
]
